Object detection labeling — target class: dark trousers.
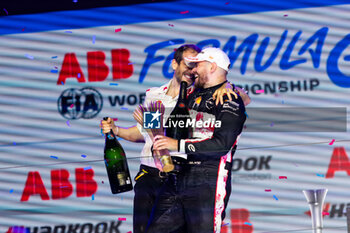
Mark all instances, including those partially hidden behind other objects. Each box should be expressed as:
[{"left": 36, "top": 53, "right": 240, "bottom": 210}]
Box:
[
  {"left": 146, "top": 157, "right": 233, "bottom": 233},
  {"left": 133, "top": 165, "right": 165, "bottom": 233}
]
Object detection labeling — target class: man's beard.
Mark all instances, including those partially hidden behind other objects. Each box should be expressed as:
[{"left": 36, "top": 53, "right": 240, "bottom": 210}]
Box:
[
  {"left": 194, "top": 75, "right": 206, "bottom": 88},
  {"left": 176, "top": 71, "right": 194, "bottom": 85}
]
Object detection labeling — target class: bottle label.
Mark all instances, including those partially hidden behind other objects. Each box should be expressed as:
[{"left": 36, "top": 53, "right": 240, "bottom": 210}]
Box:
[{"left": 117, "top": 173, "right": 126, "bottom": 186}]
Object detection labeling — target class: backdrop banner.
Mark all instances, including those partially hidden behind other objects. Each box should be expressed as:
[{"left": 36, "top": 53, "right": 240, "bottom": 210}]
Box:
[{"left": 0, "top": 1, "right": 349, "bottom": 232}]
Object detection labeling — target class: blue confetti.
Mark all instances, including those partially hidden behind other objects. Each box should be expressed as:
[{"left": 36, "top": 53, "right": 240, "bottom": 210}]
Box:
[
  {"left": 316, "top": 174, "right": 325, "bottom": 177},
  {"left": 244, "top": 222, "right": 252, "bottom": 226},
  {"left": 244, "top": 111, "right": 248, "bottom": 118},
  {"left": 128, "top": 62, "right": 134, "bottom": 65},
  {"left": 92, "top": 194, "right": 94, "bottom": 200},
  {"left": 282, "top": 100, "right": 284, "bottom": 104},
  {"left": 61, "top": 81, "right": 64, "bottom": 85},
  {"left": 104, "top": 159, "right": 108, "bottom": 167},
  {"left": 50, "top": 69, "right": 58, "bottom": 73},
  {"left": 52, "top": 56, "right": 58, "bottom": 59},
  {"left": 92, "top": 35, "right": 96, "bottom": 44},
  {"left": 77, "top": 73, "right": 81, "bottom": 78},
  {"left": 109, "top": 83, "right": 119, "bottom": 86},
  {"left": 66, "top": 120, "right": 70, "bottom": 127},
  {"left": 121, "top": 107, "right": 128, "bottom": 110},
  {"left": 65, "top": 31, "right": 73, "bottom": 33},
  {"left": 84, "top": 166, "right": 92, "bottom": 170},
  {"left": 81, "top": 155, "right": 87, "bottom": 158},
  {"left": 50, "top": 156, "right": 58, "bottom": 159},
  {"left": 222, "top": 223, "right": 229, "bottom": 227},
  {"left": 273, "top": 195, "right": 279, "bottom": 200},
  {"left": 9, "top": 189, "right": 14, "bottom": 193},
  {"left": 25, "top": 54, "right": 34, "bottom": 60},
  {"left": 13, "top": 142, "right": 16, "bottom": 145}
]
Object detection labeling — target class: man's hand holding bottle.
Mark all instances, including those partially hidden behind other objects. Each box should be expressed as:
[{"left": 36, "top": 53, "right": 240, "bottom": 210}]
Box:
[{"left": 100, "top": 117, "right": 118, "bottom": 135}]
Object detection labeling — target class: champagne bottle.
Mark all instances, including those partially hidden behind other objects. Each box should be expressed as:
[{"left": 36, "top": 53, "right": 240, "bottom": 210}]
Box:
[
  {"left": 103, "top": 117, "right": 133, "bottom": 194},
  {"left": 165, "top": 81, "right": 192, "bottom": 140}
]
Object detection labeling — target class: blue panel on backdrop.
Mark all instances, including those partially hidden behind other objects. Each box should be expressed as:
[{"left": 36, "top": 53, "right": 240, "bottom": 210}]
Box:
[{"left": 1, "top": 0, "right": 350, "bottom": 35}]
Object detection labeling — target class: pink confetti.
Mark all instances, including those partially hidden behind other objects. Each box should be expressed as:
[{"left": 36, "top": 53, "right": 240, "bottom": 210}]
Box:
[
  {"left": 180, "top": 10, "right": 189, "bottom": 14},
  {"left": 279, "top": 176, "right": 287, "bottom": 179},
  {"left": 329, "top": 139, "right": 335, "bottom": 145},
  {"left": 322, "top": 211, "right": 329, "bottom": 216},
  {"left": 284, "top": 14, "right": 288, "bottom": 17},
  {"left": 256, "top": 89, "right": 264, "bottom": 94},
  {"left": 115, "top": 28, "right": 122, "bottom": 33},
  {"left": 113, "top": 118, "right": 118, "bottom": 121},
  {"left": 70, "top": 104, "right": 74, "bottom": 108},
  {"left": 101, "top": 181, "right": 104, "bottom": 184},
  {"left": 3, "top": 8, "right": 8, "bottom": 15},
  {"left": 118, "top": 217, "right": 126, "bottom": 221},
  {"left": 168, "top": 24, "right": 174, "bottom": 27},
  {"left": 22, "top": 27, "right": 25, "bottom": 32},
  {"left": 265, "top": 189, "right": 271, "bottom": 192},
  {"left": 225, "top": 2, "right": 230, "bottom": 4}
]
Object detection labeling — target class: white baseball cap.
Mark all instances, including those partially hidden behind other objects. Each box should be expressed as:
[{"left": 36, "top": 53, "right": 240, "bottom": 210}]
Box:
[{"left": 184, "top": 47, "right": 230, "bottom": 71}]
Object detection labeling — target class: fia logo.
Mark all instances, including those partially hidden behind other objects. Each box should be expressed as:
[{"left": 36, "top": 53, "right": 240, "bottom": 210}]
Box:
[
  {"left": 143, "top": 111, "right": 161, "bottom": 129},
  {"left": 57, "top": 87, "right": 103, "bottom": 120}
]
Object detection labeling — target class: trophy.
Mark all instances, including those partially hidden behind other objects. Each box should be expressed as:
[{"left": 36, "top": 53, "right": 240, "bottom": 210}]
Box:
[
  {"left": 303, "top": 189, "right": 328, "bottom": 233},
  {"left": 133, "top": 101, "right": 174, "bottom": 172}
]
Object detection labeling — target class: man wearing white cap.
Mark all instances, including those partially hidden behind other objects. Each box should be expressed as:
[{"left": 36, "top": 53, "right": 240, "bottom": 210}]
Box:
[{"left": 150, "top": 47, "right": 247, "bottom": 233}]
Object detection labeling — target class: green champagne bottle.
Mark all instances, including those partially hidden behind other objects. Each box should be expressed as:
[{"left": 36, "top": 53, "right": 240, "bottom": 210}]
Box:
[{"left": 103, "top": 117, "right": 133, "bottom": 194}]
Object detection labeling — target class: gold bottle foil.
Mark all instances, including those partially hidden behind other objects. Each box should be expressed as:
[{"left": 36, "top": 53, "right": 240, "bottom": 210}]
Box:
[{"left": 153, "top": 149, "right": 174, "bottom": 172}]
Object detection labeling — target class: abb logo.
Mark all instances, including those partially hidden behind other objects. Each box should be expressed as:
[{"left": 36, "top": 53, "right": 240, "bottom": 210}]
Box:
[
  {"left": 21, "top": 168, "right": 97, "bottom": 201},
  {"left": 221, "top": 209, "right": 253, "bottom": 233},
  {"left": 326, "top": 147, "right": 350, "bottom": 178},
  {"left": 56, "top": 49, "right": 133, "bottom": 85}
]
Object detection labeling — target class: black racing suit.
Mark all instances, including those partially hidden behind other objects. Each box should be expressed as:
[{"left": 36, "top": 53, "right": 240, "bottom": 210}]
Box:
[{"left": 147, "top": 81, "right": 246, "bottom": 233}]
